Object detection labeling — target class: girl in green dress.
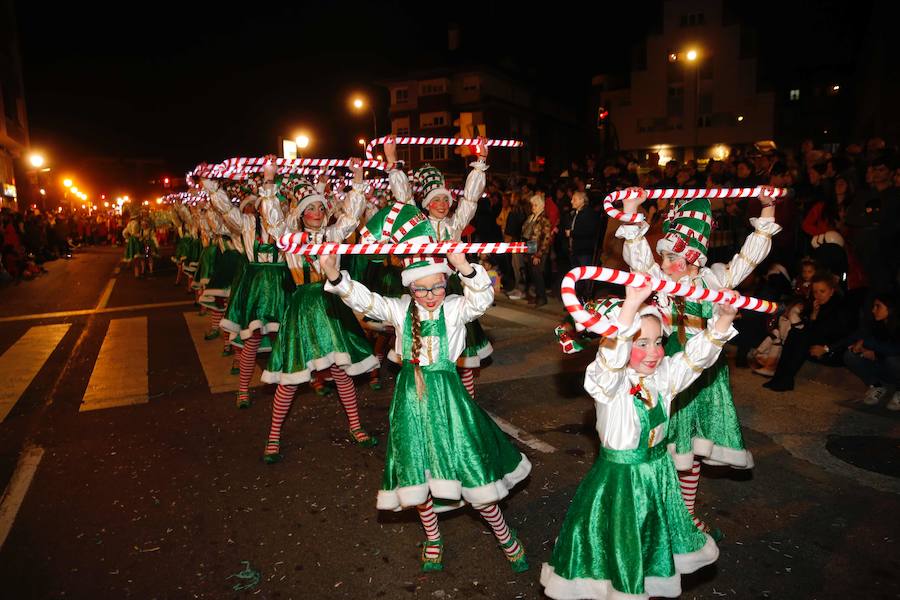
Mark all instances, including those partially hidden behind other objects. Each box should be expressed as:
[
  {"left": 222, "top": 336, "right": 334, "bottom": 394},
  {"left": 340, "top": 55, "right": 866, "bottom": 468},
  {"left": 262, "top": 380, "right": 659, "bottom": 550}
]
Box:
[
  {"left": 541, "top": 282, "right": 738, "bottom": 599},
  {"left": 320, "top": 246, "right": 531, "bottom": 575}
]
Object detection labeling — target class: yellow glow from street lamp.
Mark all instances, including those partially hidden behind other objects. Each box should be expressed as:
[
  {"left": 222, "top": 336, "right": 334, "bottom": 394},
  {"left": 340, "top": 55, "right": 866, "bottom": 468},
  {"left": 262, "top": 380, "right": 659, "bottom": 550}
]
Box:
[
  {"left": 737, "top": 115, "right": 744, "bottom": 122},
  {"left": 358, "top": 138, "right": 366, "bottom": 146},
  {"left": 352, "top": 97, "right": 364, "bottom": 110},
  {"left": 832, "top": 84, "right": 840, "bottom": 92},
  {"left": 668, "top": 53, "right": 678, "bottom": 62},
  {"left": 124, "top": 195, "right": 130, "bottom": 201},
  {"left": 103, "top": 201, "right": 110, "bottom": 208},
  {"left": 28, "top": 153, "right": 45, "bottom": 168},
  {"left": 296, "top": 134, "right": 310, "bottom": 149},
  {"left": 39, "top": 188, "right": 46, "bottom": 195},
  {"left": 686, "top": 49, "right": 698, "bottom": 61},
  {"left": 63, "top": 178, "right": 73, "bottom": 188},
  {"left": 156, "top": 198, "right": 163, "bottom": 205}
]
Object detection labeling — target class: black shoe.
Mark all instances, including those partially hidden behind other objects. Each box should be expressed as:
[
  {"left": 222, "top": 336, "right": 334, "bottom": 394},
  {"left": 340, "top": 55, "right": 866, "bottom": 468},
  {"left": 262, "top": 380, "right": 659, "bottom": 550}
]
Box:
[{"left": 763, "top": 379, "right": 793, "bottom": 392}]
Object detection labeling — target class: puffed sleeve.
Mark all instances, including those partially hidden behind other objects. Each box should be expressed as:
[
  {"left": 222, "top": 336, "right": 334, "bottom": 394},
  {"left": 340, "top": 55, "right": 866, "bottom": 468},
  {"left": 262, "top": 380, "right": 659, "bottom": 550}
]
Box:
[
  {"left": 616, "top": 221, "right": 657, "bottom": 273},
  {"left": 662, "top": 318, "right": 736, "bottom": 396},
  {"left": 388, "top": 168, "right": 413, "bottom": 205},
  {"left": 324, "top": 270, "right": 403, "bottom": 325},
  {"left": 452, "top": 263, "right": 494, "bottom": 324},
  {"left": 326, "top": 183, "right": 366, "bottom": 242},
  {"left": 258, "top": 185, "right": 287, "bottom": 239},
  {"left": 583, "top": 316, "right": 641, "bottom": 403},
  {"left": 202, "top": 179, "right": 242, "bottom": 236},
  {"left": 445, "top": 159, "right": 486, "bottom": 238}
]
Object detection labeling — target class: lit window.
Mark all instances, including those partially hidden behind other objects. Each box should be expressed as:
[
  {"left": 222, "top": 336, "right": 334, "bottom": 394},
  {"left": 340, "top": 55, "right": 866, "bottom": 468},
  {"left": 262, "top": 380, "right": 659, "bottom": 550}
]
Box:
[{"left": 789, "top": 89, "right": 800, "bottom": 101}]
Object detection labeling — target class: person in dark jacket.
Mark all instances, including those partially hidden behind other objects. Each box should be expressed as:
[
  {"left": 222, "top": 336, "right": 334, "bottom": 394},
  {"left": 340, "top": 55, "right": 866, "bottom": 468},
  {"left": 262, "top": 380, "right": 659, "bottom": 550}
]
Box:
[
  {"left": 565, "top": 191, "right": 601, "bottom": 268},
  {"left": 843, "top": 292, "right": 900, "bottom": 409},
  {"left": 763, "top": 272, "right": 853, "bottom": 391}
]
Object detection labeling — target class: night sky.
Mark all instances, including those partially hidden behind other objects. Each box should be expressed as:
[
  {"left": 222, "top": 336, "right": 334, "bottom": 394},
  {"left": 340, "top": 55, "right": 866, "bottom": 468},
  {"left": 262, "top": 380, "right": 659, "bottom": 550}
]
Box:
[{"left": 15, "top": 1, "right": 872, "bottom": 189}]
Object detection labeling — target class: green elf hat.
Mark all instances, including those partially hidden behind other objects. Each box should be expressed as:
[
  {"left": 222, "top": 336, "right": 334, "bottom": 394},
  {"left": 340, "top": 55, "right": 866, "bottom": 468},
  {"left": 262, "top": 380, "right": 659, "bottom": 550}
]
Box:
[
  {"left": 359, "top": 200, "right": 436, "bottom": 245},
  {"left": 656, "top": 197, "right": 713, "bottom": 267},
  {"left": 415, "top": 164, "right": 451, "bottom": 209}
]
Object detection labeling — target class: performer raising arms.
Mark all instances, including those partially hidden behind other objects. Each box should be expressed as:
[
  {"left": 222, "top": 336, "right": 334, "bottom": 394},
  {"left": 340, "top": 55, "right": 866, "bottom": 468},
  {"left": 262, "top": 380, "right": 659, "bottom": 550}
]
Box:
[
  {"left": 616, "top": 186, "right": 780, "bottom": 538},
  {"left": 260, "top": 160, "right": 380, "bottom": 463},
  {"left": 198, "top": 206, "right": 245, "bottom": 346},
  {"left": 383, "top": 139, "right": 491, "bottom": 398},
  {"left": 203, "top": 162, "right": 294, "bottom": 409},
  {"left": 319, "top": 244, "right": 531, "bottom": 575},
  {"left": 541, "top": 282, "right": 738, "bottom": 600}
]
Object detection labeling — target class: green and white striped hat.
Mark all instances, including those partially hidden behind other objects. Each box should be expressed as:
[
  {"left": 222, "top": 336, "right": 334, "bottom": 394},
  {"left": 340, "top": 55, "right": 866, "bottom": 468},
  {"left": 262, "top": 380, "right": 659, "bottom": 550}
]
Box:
[
  {"left": 656, "top": 198, "right": 712, "bottom": 267},
  {"left": 415, "top": 164, "right": 451, "bottom": 209},
  {"left": 290, "top": 179, "right": 333, "bottom": 218}
]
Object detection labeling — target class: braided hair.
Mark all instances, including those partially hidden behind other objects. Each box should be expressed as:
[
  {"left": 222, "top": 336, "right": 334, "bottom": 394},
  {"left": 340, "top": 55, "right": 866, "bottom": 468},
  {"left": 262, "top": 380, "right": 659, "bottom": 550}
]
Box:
[{"left": 409, "top": 302, "right": 426, "bottom": 400}]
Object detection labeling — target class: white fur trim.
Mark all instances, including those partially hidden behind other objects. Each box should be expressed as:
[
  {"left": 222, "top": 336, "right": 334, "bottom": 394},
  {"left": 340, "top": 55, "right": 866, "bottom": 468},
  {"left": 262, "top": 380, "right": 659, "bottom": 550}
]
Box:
[
  {"left": 539, "top": 535, "right": 717, "bottom": 599},
  {"left": 260, "top": 353, "right": 380, "bottom": 385},
  {"left": 668, "top": 439, "right": 754, "bottom": 471},
  {"left": 456, "top": 341, "right": 494, "bottom": 368},
  {"left": 422, "top": 187, "right": 451, "bottom": 209},
  {"left": 219, "top": 318, "right": 280, "bottom": 340},
  {"left": 376, "top": 453, "right": 531, "bottom": 513},
  {"left": 401, "top": 262, "right": 452, "bottom": 286}
]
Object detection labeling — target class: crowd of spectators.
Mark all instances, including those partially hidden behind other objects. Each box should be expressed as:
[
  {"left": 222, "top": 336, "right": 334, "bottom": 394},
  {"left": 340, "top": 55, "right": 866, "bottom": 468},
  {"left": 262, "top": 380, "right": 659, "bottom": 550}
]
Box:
[
  {"left": 0, "top": 207, "right": 125, "bottom": 283},
  {"left": 464, "top": 137, "right": 900, "bottom": 407}
]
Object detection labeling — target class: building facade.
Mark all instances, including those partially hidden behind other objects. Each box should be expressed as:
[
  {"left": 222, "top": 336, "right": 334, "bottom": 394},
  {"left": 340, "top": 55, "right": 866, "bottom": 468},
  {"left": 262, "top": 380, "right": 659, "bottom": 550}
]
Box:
[
  {"left": 0, "top": 0, "right": 29, "bottom": 209},
  {"left": 594, "top": 0, "right": 774, "bottom": 164},
  {"left": 383, "top": 66, "right": 578, "bottom": 181}
]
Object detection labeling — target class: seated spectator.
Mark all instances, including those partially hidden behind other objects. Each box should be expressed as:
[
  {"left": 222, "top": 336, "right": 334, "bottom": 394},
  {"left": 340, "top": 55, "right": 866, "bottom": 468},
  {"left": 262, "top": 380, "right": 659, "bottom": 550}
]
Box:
[
  {"left": 763, "top": 272, "right": 853, "bottom": 391},
  {"left": 843, "top": 292, "right": 900, "bottom": 410},
  {"left": 793, "top": 257, "right": 817, "bottom": 300}
]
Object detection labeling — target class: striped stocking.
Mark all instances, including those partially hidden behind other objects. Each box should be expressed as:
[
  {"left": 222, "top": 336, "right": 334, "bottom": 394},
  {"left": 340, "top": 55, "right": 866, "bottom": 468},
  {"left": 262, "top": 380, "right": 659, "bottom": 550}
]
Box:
[
  {"left": 238, "top": 332, "right": 262, "bottom": 396},
  {"left": 679, "top": 460, "right": 705, "bottom": 530},
  {"left": 474, "top": 503, "right": 520, "bottom": 558},
  {"left": 459, "top": 367, "right": 476, "bottom": 399},
  {"left": 329, "top": 365, "right": 361, "bottom": 431},
  {"left": 209, "top": 309, "right": 223, "bottom": 334},
  {"left": 266, "top": 384, "right": 298, "bottom": 455},
  {"left": 417, "top": 496, "right": 442, "bottom": 559}
]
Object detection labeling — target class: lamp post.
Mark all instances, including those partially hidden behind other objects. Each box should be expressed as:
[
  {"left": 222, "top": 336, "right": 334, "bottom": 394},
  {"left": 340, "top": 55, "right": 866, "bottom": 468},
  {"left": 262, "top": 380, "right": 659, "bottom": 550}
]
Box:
[
  {"left": 351, "top": 96, "right": 378, "bottom": 139},
  {"left": 685, "top": 49, "right": 701, "bottom": 160}
]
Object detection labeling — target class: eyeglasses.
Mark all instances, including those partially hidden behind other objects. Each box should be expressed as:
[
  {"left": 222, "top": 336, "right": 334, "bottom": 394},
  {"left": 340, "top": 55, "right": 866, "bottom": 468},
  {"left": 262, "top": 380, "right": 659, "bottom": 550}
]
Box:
[{"left": 410, "top": 283, "right": 447, "bottom": 298}]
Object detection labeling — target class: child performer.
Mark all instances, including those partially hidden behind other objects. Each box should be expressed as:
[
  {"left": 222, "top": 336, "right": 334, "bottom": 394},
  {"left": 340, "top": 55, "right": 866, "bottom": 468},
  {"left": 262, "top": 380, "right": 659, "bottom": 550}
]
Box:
[
  {"left": 541, "top": 282, "right": 738, "bottom": 600},
  {"left": 260, "top": 161, "right": 379, "bottom": 462},
  {"left": 319, "top": 246, "right": 531, "bottom": 574},
  {"left": 617, "top": 187, "right": 780, "bottom": 538}
]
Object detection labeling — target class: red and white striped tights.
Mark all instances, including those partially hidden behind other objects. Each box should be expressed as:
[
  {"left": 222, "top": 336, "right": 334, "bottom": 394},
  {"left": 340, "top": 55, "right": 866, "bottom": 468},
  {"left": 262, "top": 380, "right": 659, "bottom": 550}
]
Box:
[
  {"left": 678, "top": 460, "right": 706, "bottom": 531},
  {"left": 264, "top": 365, "right": 363, "bottom": 455},
  {"left": 414, "top": 496, "right": 521, "bottom": 559},
  {"left": 459, "top": 367, "right": 476, "bottom": 399},
  {"left": 238, "top": 331, "right": 262, "bottom": 398}
]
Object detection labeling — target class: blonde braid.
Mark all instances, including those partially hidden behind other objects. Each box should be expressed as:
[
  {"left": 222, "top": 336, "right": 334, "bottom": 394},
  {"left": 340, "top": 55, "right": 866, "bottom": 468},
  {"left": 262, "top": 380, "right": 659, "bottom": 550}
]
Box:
[{"left": 410, "top": 303, "right": 426, "bottom": 400}]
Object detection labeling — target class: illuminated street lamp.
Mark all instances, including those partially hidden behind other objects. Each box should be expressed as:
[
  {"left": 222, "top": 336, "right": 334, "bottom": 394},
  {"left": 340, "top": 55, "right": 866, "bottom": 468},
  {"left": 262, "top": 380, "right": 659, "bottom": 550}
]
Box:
[
  {"left": 28, "top": 153, "right": 45, "bottom": 168},
  {"left": 686, "top": 49, "right": 698, "bottom": 61},
  {"left": 350, "top": 94, "right": 378, "bottom": 139},
  {"left": 296, "top": 134, "right": 310, "bottom": 149},
  {"left": 357, "top": 138, "right": 366, "bottom": 146},
  {"left": 63, "top": 178, "right": 73, "bottom": 188}
]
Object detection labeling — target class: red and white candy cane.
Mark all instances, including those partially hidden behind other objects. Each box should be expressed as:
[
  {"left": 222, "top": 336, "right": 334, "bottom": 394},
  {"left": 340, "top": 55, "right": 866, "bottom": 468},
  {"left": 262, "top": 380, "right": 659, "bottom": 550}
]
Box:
[
  {"left": 207, "top": 157, "right": 390, "bottom": 180},
  {"left": 560, "top": 266, "right": 777, "bottom": 336},
  {"left": 603, "top": 187, "right": 791, "bottom": 223},
  {"left": 364, "top": 136, "right": 523, "bottom": 160},
  {"left": 276, "top": 236, "right": 533, "bottom": 256}
]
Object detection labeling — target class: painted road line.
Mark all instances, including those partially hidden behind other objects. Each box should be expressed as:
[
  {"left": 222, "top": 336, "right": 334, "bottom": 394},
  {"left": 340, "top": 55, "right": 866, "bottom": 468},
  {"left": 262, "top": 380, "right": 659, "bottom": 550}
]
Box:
[
  {"left": 485, "top": 305, "right": 560, "bottom": 328},
  {"left": 95, "top": 278, "right": 117, "bottom": 310},
  {"left": 183, "top": 311, "right": 262, "bottom": 394},
  {"left": 0, "top": 300, "right": 195, "bottom": 324},
  {"left": 80, "top": 317, "right": 148, "bottom": 412},
  {"left": 486, "top": 410, "right": 557, "bottom": 454},
  {"left": 0, "top": 445, "right": 44, "bottom": 550},
  {"left": 0, "top": 324, "right": 72, "bottom": 423}
]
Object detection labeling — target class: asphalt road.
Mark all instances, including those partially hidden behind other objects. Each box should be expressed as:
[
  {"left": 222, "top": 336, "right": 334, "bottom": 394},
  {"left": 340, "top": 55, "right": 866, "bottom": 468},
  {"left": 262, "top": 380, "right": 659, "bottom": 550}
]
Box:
[{"left": 0, "top": 246, "right": 897, "bottom": 599}]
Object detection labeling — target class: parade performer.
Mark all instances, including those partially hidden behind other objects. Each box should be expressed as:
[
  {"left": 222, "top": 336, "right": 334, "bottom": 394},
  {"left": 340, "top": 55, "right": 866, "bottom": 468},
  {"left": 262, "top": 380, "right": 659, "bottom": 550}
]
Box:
[
  {"left": 123, "top": 210, "right": 158, "bottom": 278},
  {"left": 203, "top": 162, "right": 293, "bottom": 409},
  {"left": 541, "top": 282, "right": 737, "bottom": 600},
  {"left": 192, "top": 204, "right": 219, "bottom": 311},
  {"left": 383, "top": 139, "right": 491, "bottom": 398},
  {"left": 179, "top": 203, "right": 203, "bottom": 292},
  {"left": 260, "top": 161, "right": 380, "bottom": 462},
  {"left": 319, "top": 244, "right": 531, "bottom": 574},
  {"left": 616, "top": 187, "right": 780, "bottom": 538},
  {"left": 170, "top": 203, "right": 189, "bottom": 286},
  {"left": 199, "top": 206, "right": 244, "bottom": 345}
]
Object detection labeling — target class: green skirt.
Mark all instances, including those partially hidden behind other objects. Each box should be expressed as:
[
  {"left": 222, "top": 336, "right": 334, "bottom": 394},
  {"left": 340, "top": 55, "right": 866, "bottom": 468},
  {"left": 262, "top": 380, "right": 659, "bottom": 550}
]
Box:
[
  {"left": 377, "top": 361, "right": 531, "bottom": 513},
  {"left": 447, "top": 273, "right": 493, "bottom": 368},
  {"left": 172, "top": 236, "right": 189, "bottom": 263},
  {"left": 261, "top": 282, "right": 379, "bottom": 385},
  {"left": 541, "top": 445, "right": 718, "bottom": 599},
  {"left": 199, "top": 249, "right": 243, "bottom": 310},
  {"left": 183, "top": 237, "right": 202, "bottom": 274},
  {"left": 192, "top": 244, "right": 219, "bottom": 290},
  {"left": 221, "top": 261, "right": 293, "bottom": 340},
  {"left": 666, "top": 351, "right": 754, "bottom": 470},
  {"left": 123, "top": 237, "right": 143, "bottom": 262}
]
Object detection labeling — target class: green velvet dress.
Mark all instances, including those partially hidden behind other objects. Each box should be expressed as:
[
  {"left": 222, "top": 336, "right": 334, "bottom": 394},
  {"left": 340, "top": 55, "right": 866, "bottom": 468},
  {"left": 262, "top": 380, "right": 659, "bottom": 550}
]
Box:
[
  {"left": 262, "top": 259, "right": 378, "bottom": 385},
  {"left": 665, "top": 298, "right": 753, "bottom": 470},
  {"left": 199, "top": 245, "right": 243, "bottom": 310},
  {"left": 541, "top": 395, "right": 717, "bottom": 599},
  {"left": 192, "top": 243, "right": 220, "bottom": 290},
  {"left": 220, "top": 240, "right": 293, "bottom": 341},
  {"left": 123, "top": 236, "right": 143, "bottom": 262},
  {"left": 376, "top": 305, "right": 530, "bottom": 513}
]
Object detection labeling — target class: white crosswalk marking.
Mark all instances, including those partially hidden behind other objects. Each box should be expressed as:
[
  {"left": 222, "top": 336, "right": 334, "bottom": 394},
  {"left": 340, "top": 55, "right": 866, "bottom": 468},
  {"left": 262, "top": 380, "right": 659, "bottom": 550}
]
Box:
[
  {"left": 0, "top": 324, "right": 71, "bottom": 422},
  {"left": 80, "top": 317, "right": 148, "bottom": 412},
  {"left": 182, "top": 312, "right": 262, "bottom": 393}
]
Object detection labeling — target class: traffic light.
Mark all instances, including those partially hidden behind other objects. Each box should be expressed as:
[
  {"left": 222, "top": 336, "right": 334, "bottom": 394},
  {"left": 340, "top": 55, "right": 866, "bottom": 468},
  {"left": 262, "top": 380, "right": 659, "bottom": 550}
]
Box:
[
  {"left": 597, "top": 106, "right": 609, "bottom": 130},
  {"left": 163, "top": 177, "right": 171, "bottom": 188}
]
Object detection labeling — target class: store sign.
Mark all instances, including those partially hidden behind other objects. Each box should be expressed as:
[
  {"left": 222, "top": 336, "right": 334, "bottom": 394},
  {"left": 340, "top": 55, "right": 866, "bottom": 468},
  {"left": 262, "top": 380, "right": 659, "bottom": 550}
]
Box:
[{"left": 2, "top": 184, "right": 16, "bottom": 198}]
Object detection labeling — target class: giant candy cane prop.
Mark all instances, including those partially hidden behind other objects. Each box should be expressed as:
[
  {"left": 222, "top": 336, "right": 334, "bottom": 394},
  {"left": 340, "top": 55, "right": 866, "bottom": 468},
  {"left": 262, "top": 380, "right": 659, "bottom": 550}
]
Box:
[
  {"left": 364, "top": 136, "right": 523, "bottom": 160},
  {"left": 560, "top": 266, "right": 777, "bottom": 336},
  {"left": 208, "top": 157, "right": 390, "bottom": 179},
  {"left": 276, "top": 235, "right": 534, "bottom": 256},
  {"left": 603, "top": 187, "right": 791, "bottom": 223}
]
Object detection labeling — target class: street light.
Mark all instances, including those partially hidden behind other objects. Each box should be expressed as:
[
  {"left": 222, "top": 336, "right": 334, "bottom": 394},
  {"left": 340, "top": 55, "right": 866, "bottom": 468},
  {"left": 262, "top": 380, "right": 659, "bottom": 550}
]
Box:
[
  {"left": 686, "top": 49, "right": 698, "bottom": 62},
  {"left": 296, "top": 134, "right": 310, "bottom": 149},
  {"left": 63, "top": 178, "right": 73, "bottom": 188},
  {"left": 28, "top": 153, "right": 45, "bottom": 168},
  {"left": 358, "top": 138, "right": 366, "bottom": 146},
  {"left": 350, "top": 94, "right": 378, "bottom": 139}
]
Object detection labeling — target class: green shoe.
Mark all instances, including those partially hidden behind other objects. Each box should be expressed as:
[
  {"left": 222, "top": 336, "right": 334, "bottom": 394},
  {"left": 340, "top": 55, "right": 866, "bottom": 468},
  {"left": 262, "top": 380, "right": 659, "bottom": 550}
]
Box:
[
  {"left": 420, "top": 539, "right": 443, "bottom": 573},
  {"left": 263, "top": 440, "right": 282, "bottom": 464},
  {"left": 705, "top": 524, "right": 725, "bottom": 543},
  {"left": 204, "top": 329, "right": 221, "bottom": 341},
  {"left": 236, "top": 392, "right": 251, "bottom": 409},
  {"left": 501, "top": 531, "right": 529, "bottom": 573},
  {"left": 222, "top": 345, "right": 235, "bottom": 357},
  {"left": 350, "top": 427, "right": 378, "bottom": 447},
  {"left": 230, "top": 366, "right": 240, "bottom": 375}
]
